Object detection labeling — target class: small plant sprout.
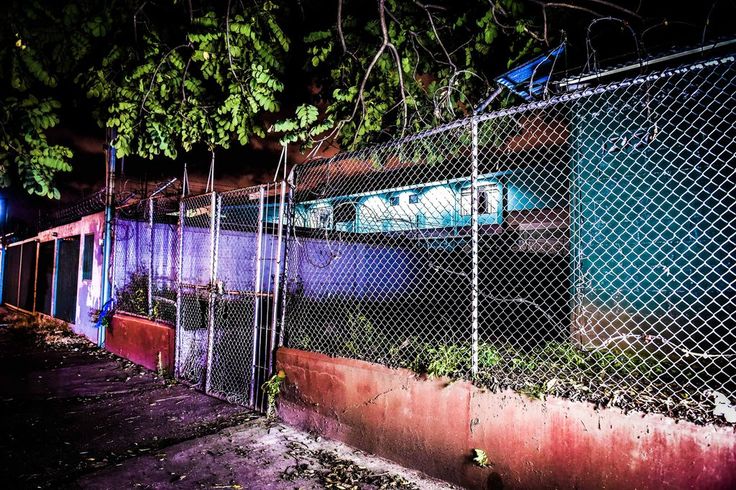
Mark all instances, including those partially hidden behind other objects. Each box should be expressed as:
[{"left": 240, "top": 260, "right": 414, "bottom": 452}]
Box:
[
  {"left": 478, "top": 343, "right": 502, "bottom": 368},
  {"left": 262, "top": 370, "right": 287, "bottom": 418},
  {"left": 426, "top": 344, "right": 469, "bottom": 378},
  {"left": 472, "top": 448, "right": 490, "bottom": 468},
  {"left": 156, "top": 352, "right": 165, "bottom": 377}
]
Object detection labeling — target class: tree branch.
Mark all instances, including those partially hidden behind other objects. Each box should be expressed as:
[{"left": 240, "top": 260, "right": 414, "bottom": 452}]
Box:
[
  {"left": 139, "top": 43, "right": 190, "bottom": 117},
  {"left": 181, "top": 56, "right": 192, "bottom": 103},
  {"left": 387, "top": 43, "right": 408, "bottom": 136},
  {"left": 525, "top": 0, "right": 602, "bottom": 17},
  {"left": 414, "top": 1, "right": 456, "bottom": 71},
  {"left": 583, "top": 0, "right": 641, "bottom": 19},
  {"left": 225, "top": 0, "right": 247, "bottom": 98},
  {"left": 337, "top": 0, "right": 347, "bottom": 53},
  {"left": 133, "top": 1, "right": 148, "bottom": 43}
]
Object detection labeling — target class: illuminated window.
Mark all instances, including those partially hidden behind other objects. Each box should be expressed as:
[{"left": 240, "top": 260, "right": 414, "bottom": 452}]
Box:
[
  {"left": 461, "top": 185, "right": 500, "bottom": 216},
  {"left": 408, "top": 193, "right": 419, "bottom": 204}
]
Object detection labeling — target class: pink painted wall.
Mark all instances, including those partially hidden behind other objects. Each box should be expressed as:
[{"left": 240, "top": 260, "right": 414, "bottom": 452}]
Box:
[
  {"left": 38, "top": 211, "right": 105, "bottom": 342},
  {"left": 277, "top": 348, "right": 736, "bottom": 490},
  {"left": 106, "top": 314, "right": 175, "bottom": 373}
]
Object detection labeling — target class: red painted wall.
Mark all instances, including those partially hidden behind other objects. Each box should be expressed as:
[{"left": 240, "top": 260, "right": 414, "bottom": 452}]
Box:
[
  {"left": 277, "top": 348, "right": 736, "bottom": 490},
  {"left": 106, "top": 314, "right": 175, "bottom": 373}
]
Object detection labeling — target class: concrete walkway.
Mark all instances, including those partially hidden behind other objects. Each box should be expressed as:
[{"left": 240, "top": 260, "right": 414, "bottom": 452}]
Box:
[{"left": 0, "top": 309, "right": 456, "bottom": 489}]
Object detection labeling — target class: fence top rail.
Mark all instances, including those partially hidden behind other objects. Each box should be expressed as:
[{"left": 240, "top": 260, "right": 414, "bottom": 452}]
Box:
[
  {"left": 219, "top": 183, "right": 282, "bottom": 199},
  {"left": 115, "top": 193, "right": 179, "bottom": 211},
  {"left": 295, "top": 52, "right": 735, "bottom": 175},
  {"left": 180, "top": 191, "right": 216, "bottom": 206},
  {"left": 176, "top": 183, "right": 284, "bottom": 204}
]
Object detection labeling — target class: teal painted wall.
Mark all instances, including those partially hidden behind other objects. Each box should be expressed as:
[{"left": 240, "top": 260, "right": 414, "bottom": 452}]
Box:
[{"left": 570, "top": 64, "right": 736, "bottom": 346}]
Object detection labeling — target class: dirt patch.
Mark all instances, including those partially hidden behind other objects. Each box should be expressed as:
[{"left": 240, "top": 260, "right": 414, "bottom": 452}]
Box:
[{"left": 78, "top": 419, "right": 455, "bottom": 490}]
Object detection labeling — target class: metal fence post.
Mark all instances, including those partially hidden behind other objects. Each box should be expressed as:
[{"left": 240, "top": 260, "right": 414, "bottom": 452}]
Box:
[
  {"left": 174, "top": 199, "right": 185, "bottom": 378},
  {"left": 268, "top": 180, "right": 288, "bottom": 373},
  {"left": 277, "top": 175, "right": 295, "bottom": 348},
  {"left": 249, "top": 185, "right": 266, "bottom": 407},
  {"left": 204, "top": 192, "right": 220, "bottom": 394},
  {"left": 99, "top": 135, "right": 116, "bottom": 347},
  {"left": 50, "top": 240, "right": 59, "bottom": 317},
  {"left": 0, "top": 244, "right": 4, "bottom": 303},
  {"left": 470, "top": 117, "right": 480, "bottom": 377},
  {"left": 147, "top": 197, "right": 154, "bottom": 318}
]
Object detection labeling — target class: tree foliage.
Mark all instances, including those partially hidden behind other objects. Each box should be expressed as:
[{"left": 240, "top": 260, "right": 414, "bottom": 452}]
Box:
[
  {"left": 0, "top": 0, "right": 545, "bottom": 198},
  {"left": 290, "top": 0, "right": 540, "bottom": 152},
  {"left": 0, "top": 1, "right": 103, "bottom": 197},
  {"left": 83, "top": 1, "right": 292, "bottom": 159}
]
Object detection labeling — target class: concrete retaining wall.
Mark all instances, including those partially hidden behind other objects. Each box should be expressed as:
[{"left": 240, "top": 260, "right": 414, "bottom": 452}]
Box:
[
  {"left": 277, "top": 347, "right": 736, "bottom": 490},
  {"left": 107, "top": 314, "right": 175, "bottom": 373}
]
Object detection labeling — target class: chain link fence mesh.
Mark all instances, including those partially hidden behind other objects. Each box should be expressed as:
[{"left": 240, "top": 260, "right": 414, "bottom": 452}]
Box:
[
  {"left": 151, "top": 197, "right": 180, "bottom": 324},
  {"left": 176, "top": 193, "right": 215, "bottom": 387},
  {"left": 161, "top": 185, "right": 286, "bottom": 410},
  {"left": 113, "top": 200, "right": 150, "bottom": 318},
  {"left": 113, "top": 196, "right": 179, "bottom": 324},
  {"left": 283, "top": 55, "right": 736, "bottom": 422},
  {"left": 208, "top": 189, "right": 260, "bottom": 405}
]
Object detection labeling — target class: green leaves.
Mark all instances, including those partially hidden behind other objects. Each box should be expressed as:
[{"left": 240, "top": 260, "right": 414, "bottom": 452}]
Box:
[
  {"left": 0, "top": 95, "right": 71, "bottom": 198},
  {"left": 302, "top": 0, "right": 539, "bottom": 150},
  {"left": 304, "top": 30, "right": 331, "bottom": 43},
  {"left": 0, "top": 0, "right": 541, "bottom": 199},
  {"left": 296, "top": 105, "right": 319, "bottom": 127},
  {"left": 0, "top": 0, "right": 126, "bottom": 198},
  {"left": 84, "top": 16, "right": 108, "bottom": 37},
  {"left": 472, "top": 449, "right": 490, "bottom": 468},
  {"left": 20, "top": 47, "right": 57, "bottom": 87},
  {"left": 305, "top": 30, "right": 333, "bottom": 67},
  {"left": 271, "top": 104, "right": 328, "bottom": 145},
  {"left": 82, "top": 2, "right": 293, "bottom": 161},
  {"left": 229, "top": 19, "right": 253, "bottom": 37}
]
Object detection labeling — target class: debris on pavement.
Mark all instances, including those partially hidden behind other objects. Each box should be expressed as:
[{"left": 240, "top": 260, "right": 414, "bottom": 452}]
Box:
[{"left": 1, "top": 308, "right": 457, "bottom": 489}]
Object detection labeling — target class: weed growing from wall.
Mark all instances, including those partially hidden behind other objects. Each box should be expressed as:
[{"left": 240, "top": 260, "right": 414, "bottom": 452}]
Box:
[{"left": 290, "top": 324, "right": 730, "bottom": 424}]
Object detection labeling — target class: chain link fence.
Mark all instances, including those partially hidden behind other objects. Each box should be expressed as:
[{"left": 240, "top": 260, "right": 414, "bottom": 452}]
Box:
[
  {"left": 207, "top": 184, "right": 288, "bottom": 407},
  {"left": 106, "top": 54, "right": 736, "bottom": 421},
  {"left": 113, "top": 196, "right": 180, "bottom": 324},
  {"left": 174, "top": 186, "right": 288, "bottom": 408},
  {"left": 112, "top": 186, "right": 288, "bottom": 410},
  {"left": 176, "top": 193, "right": 216, "bottom": 387},
  {"left": 283, "top": 55, "right": 736, "bottom": 422}
]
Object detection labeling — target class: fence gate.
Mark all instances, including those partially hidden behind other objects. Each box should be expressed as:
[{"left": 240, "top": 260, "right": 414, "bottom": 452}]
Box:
[{"left": 175, "top": 183, "right": 289, "bottom": 410}]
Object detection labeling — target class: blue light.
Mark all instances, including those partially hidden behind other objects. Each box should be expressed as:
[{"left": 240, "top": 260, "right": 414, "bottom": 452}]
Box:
[{"left": 494, "top": 44, "right": 565, "bottom": 101}]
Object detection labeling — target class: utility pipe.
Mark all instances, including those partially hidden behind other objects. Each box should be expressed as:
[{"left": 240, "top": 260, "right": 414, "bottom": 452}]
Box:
[{"left": 98, "top": 129, "right": 117, "bottom": 347}]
